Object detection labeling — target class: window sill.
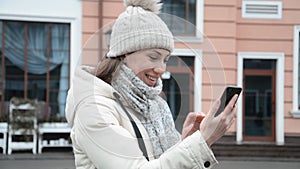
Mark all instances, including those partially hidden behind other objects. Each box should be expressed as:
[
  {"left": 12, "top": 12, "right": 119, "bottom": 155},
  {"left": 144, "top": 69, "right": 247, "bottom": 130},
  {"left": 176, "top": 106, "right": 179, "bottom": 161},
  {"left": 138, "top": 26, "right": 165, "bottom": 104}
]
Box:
[
  {"left": 290, "top": 110, "right": 300, "bottom": 118},
  {"left": 174, "top": 36, "right": 203, "bottom": 43}
]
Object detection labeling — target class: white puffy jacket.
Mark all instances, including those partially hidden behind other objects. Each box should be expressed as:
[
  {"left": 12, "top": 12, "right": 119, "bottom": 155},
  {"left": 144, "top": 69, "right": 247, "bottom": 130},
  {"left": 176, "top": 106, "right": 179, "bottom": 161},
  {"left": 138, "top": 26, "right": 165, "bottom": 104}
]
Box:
[{"left": 65, "top": 66, "right": 218, "bottom": 169}]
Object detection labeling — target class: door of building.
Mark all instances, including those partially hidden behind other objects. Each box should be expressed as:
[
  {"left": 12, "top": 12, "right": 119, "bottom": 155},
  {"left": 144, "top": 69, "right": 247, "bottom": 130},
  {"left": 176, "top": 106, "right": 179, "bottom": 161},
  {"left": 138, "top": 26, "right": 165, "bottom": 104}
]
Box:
[{"left": 243, "top": 59, "right": 276, "bottom": 141}]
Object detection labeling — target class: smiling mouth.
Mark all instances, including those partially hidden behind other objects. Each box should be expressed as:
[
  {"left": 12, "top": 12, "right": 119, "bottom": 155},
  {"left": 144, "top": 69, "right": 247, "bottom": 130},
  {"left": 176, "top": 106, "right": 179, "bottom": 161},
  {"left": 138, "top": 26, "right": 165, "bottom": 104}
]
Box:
[
  {"left": 146, "top": 74, "right": 157, "bottom": 81},
  {"left": 145, "top": 74, "right": 158, "bottom": 86}
]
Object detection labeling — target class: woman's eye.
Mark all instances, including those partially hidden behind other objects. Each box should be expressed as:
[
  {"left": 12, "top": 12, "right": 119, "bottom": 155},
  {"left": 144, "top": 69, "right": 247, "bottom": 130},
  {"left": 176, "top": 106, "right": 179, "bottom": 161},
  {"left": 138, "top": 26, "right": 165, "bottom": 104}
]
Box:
[{"left": 149, "top": 56, "right": 158, "bottom": 60}]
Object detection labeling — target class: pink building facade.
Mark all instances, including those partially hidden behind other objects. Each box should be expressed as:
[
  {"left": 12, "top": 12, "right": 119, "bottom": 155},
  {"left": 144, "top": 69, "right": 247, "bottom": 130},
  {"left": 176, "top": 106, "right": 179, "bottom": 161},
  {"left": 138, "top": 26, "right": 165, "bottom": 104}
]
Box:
[{"left": 81, "top": 0, "right": 300, "bottom": 145}]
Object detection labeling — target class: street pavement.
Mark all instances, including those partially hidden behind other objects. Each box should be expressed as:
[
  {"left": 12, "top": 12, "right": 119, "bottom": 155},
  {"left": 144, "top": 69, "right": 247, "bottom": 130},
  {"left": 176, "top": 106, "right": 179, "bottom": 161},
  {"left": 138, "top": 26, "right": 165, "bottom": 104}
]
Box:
[
  {"left": 1, "top": 152, "right": 300, "bottom": 169},
  {"left": 212, "top": 157, "right": 300, "bottom": 169},
  {"left": 0, "top": 152, "right": 75, "bottom": 169}
]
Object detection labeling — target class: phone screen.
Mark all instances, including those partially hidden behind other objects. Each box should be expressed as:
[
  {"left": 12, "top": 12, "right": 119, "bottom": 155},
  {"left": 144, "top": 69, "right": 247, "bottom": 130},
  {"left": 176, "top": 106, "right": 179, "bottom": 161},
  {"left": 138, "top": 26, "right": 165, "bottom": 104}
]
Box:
[{"left": 214, "top": 86, "right": 242, "bottom": 117}]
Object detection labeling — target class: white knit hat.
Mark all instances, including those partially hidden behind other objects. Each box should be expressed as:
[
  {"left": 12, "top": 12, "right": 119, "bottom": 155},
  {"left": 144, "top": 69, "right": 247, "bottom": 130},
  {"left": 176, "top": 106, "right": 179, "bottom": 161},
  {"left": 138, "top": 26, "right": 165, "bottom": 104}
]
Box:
[{"left": 106, "top": 0, "right": 174, "bottom": 57}]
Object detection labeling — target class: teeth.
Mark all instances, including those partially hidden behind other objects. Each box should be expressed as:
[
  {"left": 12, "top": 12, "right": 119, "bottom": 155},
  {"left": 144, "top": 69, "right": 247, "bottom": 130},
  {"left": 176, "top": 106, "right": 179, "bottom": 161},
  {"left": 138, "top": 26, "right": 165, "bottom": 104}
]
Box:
[{"left": 147, "top": 75, "right": 156, "bottom": 81}]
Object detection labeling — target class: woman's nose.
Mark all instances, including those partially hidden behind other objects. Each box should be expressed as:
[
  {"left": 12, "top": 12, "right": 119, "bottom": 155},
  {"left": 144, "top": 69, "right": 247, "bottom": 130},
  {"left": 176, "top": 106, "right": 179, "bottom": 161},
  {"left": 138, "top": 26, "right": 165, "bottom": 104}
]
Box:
[{"left": 153, "top": 62, "right": 166, "bottom": 74}]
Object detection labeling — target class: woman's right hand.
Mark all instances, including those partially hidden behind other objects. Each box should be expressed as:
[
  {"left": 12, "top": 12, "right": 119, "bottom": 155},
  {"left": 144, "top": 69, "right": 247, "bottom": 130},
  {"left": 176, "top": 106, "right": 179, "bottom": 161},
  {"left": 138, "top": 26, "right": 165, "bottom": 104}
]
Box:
[{"left": 200, "top": 94, "right": 238, "bottom": 147}]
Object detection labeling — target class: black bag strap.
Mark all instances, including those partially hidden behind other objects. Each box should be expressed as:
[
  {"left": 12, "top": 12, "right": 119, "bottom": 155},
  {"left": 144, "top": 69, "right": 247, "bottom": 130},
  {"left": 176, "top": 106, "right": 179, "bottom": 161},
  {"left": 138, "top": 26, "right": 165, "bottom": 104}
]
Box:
[{"left": 113, "top": 92, "right": 149, "bottom": 161}]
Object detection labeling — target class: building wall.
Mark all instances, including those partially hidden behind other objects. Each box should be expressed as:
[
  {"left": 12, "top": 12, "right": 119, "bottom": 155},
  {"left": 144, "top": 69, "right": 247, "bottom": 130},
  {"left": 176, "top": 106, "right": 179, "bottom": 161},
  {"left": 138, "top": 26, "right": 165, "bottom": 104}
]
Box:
[
  {"left": 235, "top": 0, "right": 299, "bottom": 136},
  {"left": 202, "top": 0, "right": 238, "bottom": 116},
  {"left": 203, "top": 0, "right": 300, "bottom": 137},
  {"left": 82, "top": 0, "right": 124, "bottom": 66},
  {"left": 82, "top": 0, "right": 100, "bottom": 66},
  {"left": 81, "top": 0, "right": 300, "bottom": 138}
]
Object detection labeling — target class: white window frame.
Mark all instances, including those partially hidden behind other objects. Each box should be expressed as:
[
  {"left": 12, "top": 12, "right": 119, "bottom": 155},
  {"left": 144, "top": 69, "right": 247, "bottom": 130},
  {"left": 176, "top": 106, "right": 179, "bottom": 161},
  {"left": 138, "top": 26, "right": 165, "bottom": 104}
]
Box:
[
  {"left": 0, "top": 0, "right": 82, "bottom": 82},
  {"left": 171, "top": 49, "right": 202, "bottom": 112},
  {"left": 174, "top": 0, "right": 204, "bottom": 43},
  {"left": 242, "top": 1, "right": 282, "bottom": 19},
  {"left": 292, "top": 26, "right": 300, "bottom": 118},
  {"left": 237, "top": 52, "right": 285, "bottom": 145}
]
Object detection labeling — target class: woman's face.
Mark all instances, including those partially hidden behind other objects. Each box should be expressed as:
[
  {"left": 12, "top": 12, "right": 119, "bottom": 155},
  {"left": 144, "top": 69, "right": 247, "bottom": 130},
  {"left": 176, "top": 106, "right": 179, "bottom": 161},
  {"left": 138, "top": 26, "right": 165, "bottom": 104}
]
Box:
[{"left": 124, "top": 48, "right": 170, "bottom": 87}]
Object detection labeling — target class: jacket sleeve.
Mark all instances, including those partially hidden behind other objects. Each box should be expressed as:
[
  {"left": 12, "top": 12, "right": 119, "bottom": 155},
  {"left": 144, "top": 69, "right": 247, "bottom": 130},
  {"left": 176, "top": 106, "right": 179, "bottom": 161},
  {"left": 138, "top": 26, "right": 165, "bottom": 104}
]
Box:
[{"left": 73, "top": 98, "right": 218, "bottom": 169}]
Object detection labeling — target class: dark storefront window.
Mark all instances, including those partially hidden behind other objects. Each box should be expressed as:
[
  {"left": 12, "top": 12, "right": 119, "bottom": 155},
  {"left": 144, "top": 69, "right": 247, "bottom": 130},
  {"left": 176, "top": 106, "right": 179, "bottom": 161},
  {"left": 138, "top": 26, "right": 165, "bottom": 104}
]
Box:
[
  {"left": 162, "top": 56, "right": 194, "bottom": 132},
  {"left": 243, "top": 59, "right": 276, "bottom": 141},
  {"left": 0, "top": 20, "right": 70, "bottom": 121}
]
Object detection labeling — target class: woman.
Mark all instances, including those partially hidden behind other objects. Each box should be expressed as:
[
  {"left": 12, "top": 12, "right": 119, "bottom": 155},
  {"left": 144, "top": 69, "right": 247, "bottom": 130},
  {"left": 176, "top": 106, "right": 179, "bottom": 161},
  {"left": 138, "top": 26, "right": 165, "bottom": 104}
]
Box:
[{"left": 65, "top": 0, "right": 238, "bottom": 168}]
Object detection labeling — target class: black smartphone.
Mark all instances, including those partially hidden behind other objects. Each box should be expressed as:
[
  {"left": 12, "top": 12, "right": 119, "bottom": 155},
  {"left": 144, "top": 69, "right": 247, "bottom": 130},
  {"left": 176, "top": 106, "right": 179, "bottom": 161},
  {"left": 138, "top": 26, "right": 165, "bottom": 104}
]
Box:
[{"left": 214, "top": 86, "right": 242, "bottom": 117}]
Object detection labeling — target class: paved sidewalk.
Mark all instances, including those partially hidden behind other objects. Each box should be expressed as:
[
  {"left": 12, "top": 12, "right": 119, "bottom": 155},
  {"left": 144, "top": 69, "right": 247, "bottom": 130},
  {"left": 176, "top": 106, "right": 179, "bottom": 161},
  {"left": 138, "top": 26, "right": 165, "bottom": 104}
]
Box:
[
  {"left": 1, "top": 152, "right": 300, "bottom": 169},
  {"left": 212, "top": 157, "right": 300, "bottom": 169},
  {"left": 0, "top": 152, "right": 75, "bottom": 169}
]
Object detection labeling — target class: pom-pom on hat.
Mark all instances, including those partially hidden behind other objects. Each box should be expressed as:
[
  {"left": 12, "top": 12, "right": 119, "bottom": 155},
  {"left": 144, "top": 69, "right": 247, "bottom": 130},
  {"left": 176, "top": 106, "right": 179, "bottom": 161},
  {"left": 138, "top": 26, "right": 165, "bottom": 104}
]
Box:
[{"left": 106, "top": 0, "right": 174, "bottom": 57}]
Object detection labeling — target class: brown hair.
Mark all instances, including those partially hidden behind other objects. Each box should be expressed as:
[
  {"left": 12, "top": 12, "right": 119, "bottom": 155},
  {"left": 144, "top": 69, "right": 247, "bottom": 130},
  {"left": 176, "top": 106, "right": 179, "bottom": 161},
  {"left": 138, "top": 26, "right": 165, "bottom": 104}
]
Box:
[{"left": 94, "top": 55, "right": 124, "bottom": 84}]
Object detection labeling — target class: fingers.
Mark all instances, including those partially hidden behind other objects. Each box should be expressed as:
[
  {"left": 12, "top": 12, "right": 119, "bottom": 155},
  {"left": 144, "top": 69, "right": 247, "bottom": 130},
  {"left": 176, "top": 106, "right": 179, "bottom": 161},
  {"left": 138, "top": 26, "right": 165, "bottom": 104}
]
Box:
[
  {"left": 219, "top": 95, "right": 238, "bottom": 132},
  {"left": 183, "top": 112, "right": 197, "bottom": 127},
  {"left": 227, "top": 117, "right": 235, "bottom": 130},
  {"left": 223, "top": 94, "right": 238, "bottom": 116},
  {"left": 208, "top": 99, "right": 220, "bottom": 118},
  {"left": 184, "top": 112, "right": 206, "bottom": 123},
  {"left": 195, "top": 112, "right": 206, "bottom": 123},
  {"left": 182, "top": 112, "right": 207, "bottom": 139},
  {"left": 200, "top": 95, "right": 238, "bottom": 146}
]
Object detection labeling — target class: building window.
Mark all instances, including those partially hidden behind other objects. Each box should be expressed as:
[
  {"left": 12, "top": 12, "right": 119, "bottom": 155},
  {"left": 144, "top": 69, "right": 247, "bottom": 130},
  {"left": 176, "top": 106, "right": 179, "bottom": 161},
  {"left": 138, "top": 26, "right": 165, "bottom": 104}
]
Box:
[
  {"left": 0, "top": 20, "right": 70, "bottom": 121},
  {"left": 160, "top": 0, "right": 202, "bottom": 37},
  {"left": 162, "top": 55, "right": 195, "bottom": 132},
  {"left": 237, "top": 52, "right": 285, "bottom": 144}
]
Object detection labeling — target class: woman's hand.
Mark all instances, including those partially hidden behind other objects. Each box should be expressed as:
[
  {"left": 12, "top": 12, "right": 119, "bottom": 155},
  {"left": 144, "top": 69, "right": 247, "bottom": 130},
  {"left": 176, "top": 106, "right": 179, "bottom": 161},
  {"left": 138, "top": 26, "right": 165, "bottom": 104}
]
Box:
[
  {"left": 200, "top": 94, "right": 238, "bottom": 147},
  {"left": 181, "top": 112, "right": 206, "bottom": 140}
]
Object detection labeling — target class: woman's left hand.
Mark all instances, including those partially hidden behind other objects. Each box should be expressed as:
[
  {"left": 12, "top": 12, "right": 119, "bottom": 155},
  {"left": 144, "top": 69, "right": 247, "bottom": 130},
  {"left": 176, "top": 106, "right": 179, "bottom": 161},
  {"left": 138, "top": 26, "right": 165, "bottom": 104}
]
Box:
[{"left": 181, "top": 112, "right": 206, "bottom": 140}]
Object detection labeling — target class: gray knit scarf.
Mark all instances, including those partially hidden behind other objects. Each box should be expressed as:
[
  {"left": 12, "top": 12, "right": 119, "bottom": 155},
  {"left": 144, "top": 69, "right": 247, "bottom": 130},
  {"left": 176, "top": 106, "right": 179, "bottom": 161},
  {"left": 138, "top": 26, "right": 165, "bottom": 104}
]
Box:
[{"left": 111, "top": 64, "right": 180, "bottom": 158}]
